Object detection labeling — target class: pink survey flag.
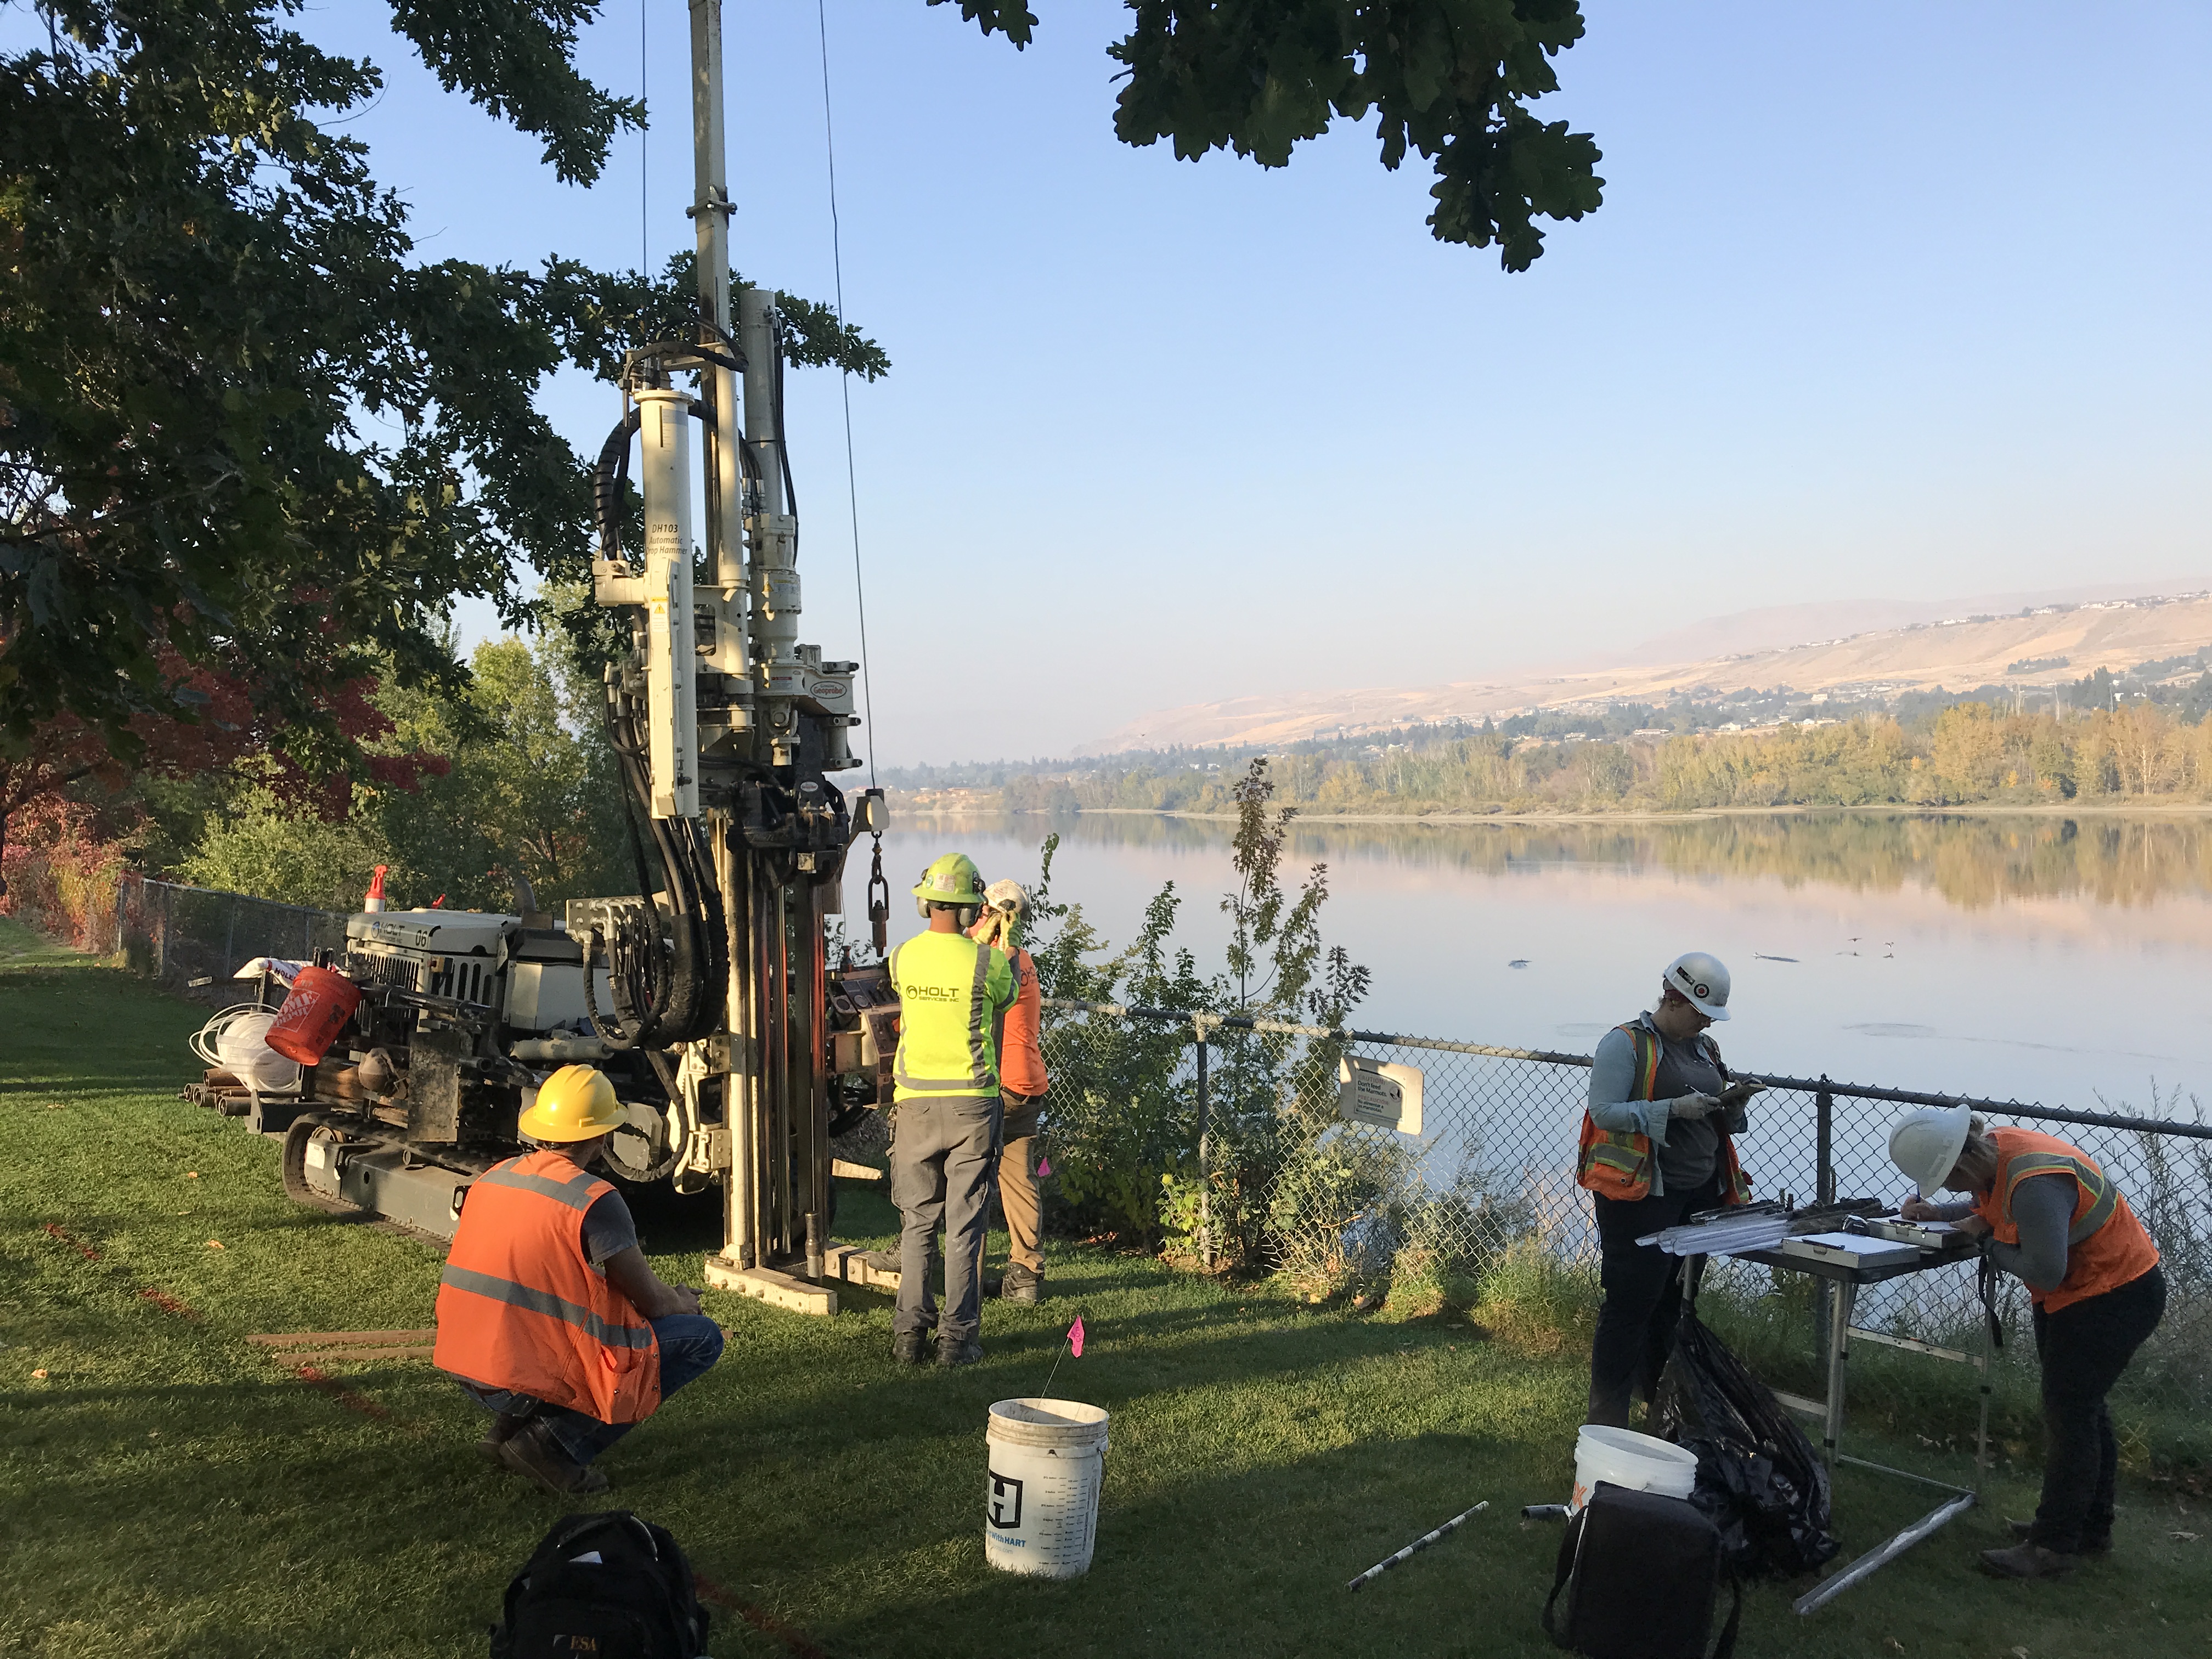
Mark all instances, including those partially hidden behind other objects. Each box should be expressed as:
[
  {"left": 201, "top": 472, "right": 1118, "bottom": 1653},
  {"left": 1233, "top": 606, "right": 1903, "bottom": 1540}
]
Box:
[
  {"left": 1069, "top": 1316, "right": 1086, "bottom": 1358},
  {"left": 1037, "top": 1154, "right": 1052, "bottom": 1176}
]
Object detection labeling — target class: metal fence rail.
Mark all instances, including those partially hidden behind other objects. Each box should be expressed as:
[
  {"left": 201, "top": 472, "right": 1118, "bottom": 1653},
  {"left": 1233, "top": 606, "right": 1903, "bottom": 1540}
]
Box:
[{"left": 1038, "top": 997, "right": 2212, "bottom": 1462}]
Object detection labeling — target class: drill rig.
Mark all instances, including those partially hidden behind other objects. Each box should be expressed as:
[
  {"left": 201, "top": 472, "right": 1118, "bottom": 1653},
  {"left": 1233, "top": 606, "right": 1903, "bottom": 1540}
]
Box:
[{"left": 273, "top": 0, "right": 896, "bottom": 1311}]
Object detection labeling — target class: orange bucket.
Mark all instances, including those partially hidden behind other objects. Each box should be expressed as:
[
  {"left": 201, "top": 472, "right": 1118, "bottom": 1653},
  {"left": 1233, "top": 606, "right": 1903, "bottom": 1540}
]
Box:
[{"left": 265, "top": 965, "right": 364, "bottom": 1066}]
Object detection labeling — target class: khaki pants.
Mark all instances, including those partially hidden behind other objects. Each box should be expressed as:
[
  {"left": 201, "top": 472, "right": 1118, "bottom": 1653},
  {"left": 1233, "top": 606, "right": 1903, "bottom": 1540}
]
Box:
[{"left": 997, "top": 1091, "right": 1046, "bottom": 1273}]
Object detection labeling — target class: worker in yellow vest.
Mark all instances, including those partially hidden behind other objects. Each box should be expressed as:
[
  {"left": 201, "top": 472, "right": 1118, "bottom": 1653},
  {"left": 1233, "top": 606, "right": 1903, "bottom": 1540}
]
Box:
[
  {"left": 1575, "top": 952, "right": 1763, "bottom": 1428},
  {"left": 434, "top": 1065, "right": 725, "bottom": 1493},
  {"left": 1891, "top": 1105, "right": 2164, "bottom": 1578},
  {"left": 887, "top": 853, "right": 1020, "bottom": 1367}
]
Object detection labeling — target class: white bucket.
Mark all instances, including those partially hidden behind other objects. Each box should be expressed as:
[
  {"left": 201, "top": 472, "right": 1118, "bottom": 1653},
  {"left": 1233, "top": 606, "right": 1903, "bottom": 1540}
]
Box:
[
  {"left": 1568, "top": 1425, "right": 1699, "bottom": 1514},
  {"left": 984, "top": 1397, "right": 1109, "bottom": 1578}
]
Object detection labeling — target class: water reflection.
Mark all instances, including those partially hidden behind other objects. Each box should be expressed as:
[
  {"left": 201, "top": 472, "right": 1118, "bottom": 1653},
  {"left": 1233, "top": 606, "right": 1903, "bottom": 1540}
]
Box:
[
  {"left": 882, "top": 809, "right": 2212, "bottom": 1114},
  {"left": 902, "top": 809, "right": 2212, "bottom": 913}
]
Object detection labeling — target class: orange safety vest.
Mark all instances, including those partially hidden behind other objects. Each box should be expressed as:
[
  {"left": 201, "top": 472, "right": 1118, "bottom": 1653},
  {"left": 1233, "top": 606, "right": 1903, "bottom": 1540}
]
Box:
[
  {"left": 1576, "top": 1022, "right": 1751, "bottom": 1205},
  {"left": 1972, "top": 1126, "right": 2159, "bottom": 1314},
  {"left": 433, "top": 1149, "right": 661, "bottom": 1423},
  {"left": 966, "top": 921, "right": 1048, "bottom": 1098}
]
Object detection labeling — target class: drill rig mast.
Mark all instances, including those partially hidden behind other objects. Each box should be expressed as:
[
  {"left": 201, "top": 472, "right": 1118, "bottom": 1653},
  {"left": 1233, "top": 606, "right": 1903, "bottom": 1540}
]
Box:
[
  {"left": 587, "top": 0, "right": 881, "bottom": 1307},
  {"left": 261, "top": 1, "right": 891, "bottom": 1289}
]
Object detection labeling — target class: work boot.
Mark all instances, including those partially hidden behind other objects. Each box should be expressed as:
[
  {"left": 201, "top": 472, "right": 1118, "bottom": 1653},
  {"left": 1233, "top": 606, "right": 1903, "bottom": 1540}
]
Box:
[
  {"left": 2007, "top": 1519, "right": 2110, "bottom": 1555},
  {"left": 935, "top": 1334, "right": 984, "bottom": 1368},
  {"left": 999, "top": 1263, "right": 1043, "bottom": 1304},
  {"left": 891, "top": 1330, "right": 930, "bottom": 1367},
  {"left": 1977, "top": 1542, "right": 2076, "bottom": 1579},
  {"left": 476, "top": 1407, "right": 533, "bottom": 1466},
  {"left": 498, "top": 1419, "right": 610, "bottom": 1497}
]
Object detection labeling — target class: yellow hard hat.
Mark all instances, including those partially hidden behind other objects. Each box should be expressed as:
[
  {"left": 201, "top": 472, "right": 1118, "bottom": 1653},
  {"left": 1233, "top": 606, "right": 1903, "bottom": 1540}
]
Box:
[{"left": 518, "top": 1064, "right": 624, "bottom": 1142}]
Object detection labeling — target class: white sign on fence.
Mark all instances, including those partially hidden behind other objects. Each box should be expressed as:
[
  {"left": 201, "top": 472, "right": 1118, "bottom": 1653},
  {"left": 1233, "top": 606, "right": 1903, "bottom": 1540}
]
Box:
[{"left": 1337, "top": 1056, "right": 1424, "bottom": 1136}]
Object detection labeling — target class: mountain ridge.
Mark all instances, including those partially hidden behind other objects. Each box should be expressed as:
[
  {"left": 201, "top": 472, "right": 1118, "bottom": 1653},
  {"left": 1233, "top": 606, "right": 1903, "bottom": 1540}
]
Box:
[{"left": 1077, "top": 583, "right": 2212, "bottom": 755}]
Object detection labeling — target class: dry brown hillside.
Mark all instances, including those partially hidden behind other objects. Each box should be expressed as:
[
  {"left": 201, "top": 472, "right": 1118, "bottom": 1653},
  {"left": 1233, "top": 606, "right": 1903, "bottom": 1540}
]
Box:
[{"left": 1084, "top": 592, "right": 2212, "bottom": 754}]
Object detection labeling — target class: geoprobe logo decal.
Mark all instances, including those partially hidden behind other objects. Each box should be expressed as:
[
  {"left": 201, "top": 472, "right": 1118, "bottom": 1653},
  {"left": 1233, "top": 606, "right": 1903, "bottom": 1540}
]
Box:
[{"left": 988, "top": 1470, "right": 1024, "bottom": 1530}]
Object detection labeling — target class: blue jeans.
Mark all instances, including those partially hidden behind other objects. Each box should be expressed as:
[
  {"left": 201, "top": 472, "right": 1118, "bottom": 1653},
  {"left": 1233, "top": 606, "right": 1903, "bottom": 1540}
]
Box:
[{"left": 465, "top": 1313, "right": 725, "bottom": 1468}]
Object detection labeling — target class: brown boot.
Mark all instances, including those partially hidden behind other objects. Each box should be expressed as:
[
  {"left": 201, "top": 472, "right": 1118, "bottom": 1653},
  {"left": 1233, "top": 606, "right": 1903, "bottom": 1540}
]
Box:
[
  {"left": 1978, "top": 1542, "right": 2076, "bottom": 1579},
  {"left": 498, "top": 1419, "right": 611, "bottom": 1497},
  {"left": 2007, "top": 1519, "right": 2110, "bottom": 1555},
  {"left": 476, "top": 1409, "right": 531, "bottom": 1465}
]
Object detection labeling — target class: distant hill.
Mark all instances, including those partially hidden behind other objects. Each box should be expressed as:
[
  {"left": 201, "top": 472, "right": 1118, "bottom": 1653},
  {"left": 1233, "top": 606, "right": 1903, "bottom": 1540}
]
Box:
[{"left": 1077, "top": 588, "right": 2212, "bottom": 755}]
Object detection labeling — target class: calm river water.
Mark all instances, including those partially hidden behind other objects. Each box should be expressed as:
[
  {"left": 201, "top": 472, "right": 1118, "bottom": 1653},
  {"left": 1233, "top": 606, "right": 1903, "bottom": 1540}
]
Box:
[{"left": 877, "top": 811, "right": 2212, "bottom": 1120}]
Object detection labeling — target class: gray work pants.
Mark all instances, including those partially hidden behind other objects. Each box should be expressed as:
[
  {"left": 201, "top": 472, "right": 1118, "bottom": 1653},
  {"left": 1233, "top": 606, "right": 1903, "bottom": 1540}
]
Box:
[{"left": 890, "top": 1093, "right": 1003, "bottom": 1342}]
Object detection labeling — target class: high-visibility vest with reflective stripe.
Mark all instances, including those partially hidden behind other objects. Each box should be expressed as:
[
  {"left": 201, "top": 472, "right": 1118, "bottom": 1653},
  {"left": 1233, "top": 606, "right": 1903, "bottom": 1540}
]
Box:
[
  {"left": 1973, "top": 1126, "right": 2159, "bottom": 1314},
  {"left": 1575, "top": 1022, "right": 1751, "bottom": 1205},
  {"left": 432, "top": 1150, "right": 661, "bottom": 1423},
  {"left": 887, "top": 930, "right": 1018, "bottom": 1102},
  {"left": 964, "top": 925, "right": 1048, "bottom": 1098}
]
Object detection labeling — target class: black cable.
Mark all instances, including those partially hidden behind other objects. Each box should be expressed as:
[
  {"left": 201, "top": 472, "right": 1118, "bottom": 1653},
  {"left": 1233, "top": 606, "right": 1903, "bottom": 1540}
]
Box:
[
  {"left": 593, "top": 408, "right": 642, "bottom": 564},
  {"left": 771, "top": 319, "right": 798, "bottom": 530}
]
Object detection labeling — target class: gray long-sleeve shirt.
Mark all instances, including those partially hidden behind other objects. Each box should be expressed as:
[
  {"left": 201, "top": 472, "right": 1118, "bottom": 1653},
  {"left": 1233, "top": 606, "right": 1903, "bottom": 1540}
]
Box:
[
  {"left": 1928, "top": 1174, "right": 2073, "bottom": 1293},
  {"left": 1587, "top": 1013, "right": 1748, "bottom": 1199}
]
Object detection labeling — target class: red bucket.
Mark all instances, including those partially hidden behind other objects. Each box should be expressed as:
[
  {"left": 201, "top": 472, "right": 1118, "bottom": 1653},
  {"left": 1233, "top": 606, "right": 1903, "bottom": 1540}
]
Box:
[{"left": 265, "top": 965, "right": 364, "bottom": 1066}]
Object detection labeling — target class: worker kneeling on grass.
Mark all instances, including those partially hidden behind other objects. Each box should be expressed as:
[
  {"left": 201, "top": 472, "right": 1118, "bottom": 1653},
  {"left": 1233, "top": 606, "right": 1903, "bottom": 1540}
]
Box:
[
  {"left": 432, "top": 1064, "right": 725, "bottom": 1496},
  {"left": 1889, "top": 1104, "right": 2164, "bottom": 1581}
]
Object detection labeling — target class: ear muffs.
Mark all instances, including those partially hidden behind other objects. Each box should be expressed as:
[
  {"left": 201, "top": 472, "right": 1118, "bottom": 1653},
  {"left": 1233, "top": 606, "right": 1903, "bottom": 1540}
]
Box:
[
  {"left": 916, "top": 896, "right": 931, "bottom": 920},
  {"left": 957, "top": 905, "right": 981, "bottom": 929}
]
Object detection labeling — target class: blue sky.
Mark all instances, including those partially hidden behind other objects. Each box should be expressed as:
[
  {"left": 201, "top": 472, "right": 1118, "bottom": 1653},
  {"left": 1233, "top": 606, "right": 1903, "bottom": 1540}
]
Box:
[{"left": 41, "top": 2, "right": 2212, "bottom": 764}]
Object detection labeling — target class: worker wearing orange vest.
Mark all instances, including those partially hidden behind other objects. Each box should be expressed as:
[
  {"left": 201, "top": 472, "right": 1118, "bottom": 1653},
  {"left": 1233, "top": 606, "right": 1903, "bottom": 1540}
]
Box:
[
  {"left": 1892, "top": 1106, "right": 2164, "bottom": 1578},
  {"left": 1578, "top": 952, "right": 1764, "bottom": 1429},
  {"left": 433, "top": 1065, "right": 725, "bottom": 1494},
  {"left": 972, "top": 879, "right": 1051, "bottom": 1303}
]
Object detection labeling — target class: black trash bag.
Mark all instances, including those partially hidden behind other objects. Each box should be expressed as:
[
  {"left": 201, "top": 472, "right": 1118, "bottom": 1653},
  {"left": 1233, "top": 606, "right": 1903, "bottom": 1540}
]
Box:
[{"left": 1652, "top": 1308, "right": 1840, "bottom": 1578}]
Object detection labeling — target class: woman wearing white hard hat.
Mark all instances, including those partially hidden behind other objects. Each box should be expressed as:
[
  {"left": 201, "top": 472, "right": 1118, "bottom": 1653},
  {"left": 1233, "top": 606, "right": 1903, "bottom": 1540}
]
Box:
[
  {"left": 1576, "top": 952, "right": 1766, "bottom": 1427},
  {"left": 1888, "top": 1105, "right": 2164, "bottom": 1579}
]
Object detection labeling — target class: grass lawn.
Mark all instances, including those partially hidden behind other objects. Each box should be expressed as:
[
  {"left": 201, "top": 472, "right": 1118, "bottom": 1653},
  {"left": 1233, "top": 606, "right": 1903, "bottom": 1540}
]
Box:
[{"left": 3, "top": 912, "right": 2208, "bottom": 1658}]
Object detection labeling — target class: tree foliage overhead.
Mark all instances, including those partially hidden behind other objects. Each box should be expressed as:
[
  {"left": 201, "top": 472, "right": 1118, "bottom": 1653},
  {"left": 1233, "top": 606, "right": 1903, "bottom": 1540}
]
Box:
[
  {"left": 0, "top": 1, "right": 883, "bottom": 767},
  {"left": 935, "top": 0, "right": 1603, "bottom": 268}
]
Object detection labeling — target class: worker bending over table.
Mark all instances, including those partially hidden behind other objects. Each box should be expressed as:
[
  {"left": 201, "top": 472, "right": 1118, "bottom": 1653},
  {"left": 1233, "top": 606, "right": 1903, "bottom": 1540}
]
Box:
[
  {"left": 1889, "top": 1104, "right": 2165, "bottom": 1580},
  {"left": 1577, "top": 952, "right": 1765, "bottom": 1428}
]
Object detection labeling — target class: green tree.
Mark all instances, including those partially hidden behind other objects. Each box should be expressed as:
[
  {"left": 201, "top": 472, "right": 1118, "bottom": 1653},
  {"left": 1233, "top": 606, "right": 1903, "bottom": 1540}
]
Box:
[
  {"left": 944, "top": 0, "right": 1604, "bottom": 266},
  {"left": 1, "top": 2, "right": 882, "bottom": 762}
]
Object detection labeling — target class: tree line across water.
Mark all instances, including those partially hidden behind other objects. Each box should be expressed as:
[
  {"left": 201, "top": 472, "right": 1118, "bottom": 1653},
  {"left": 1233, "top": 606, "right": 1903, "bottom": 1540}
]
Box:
[{"left": 962, "top": 698, "right": 2212, "bottom": 817}]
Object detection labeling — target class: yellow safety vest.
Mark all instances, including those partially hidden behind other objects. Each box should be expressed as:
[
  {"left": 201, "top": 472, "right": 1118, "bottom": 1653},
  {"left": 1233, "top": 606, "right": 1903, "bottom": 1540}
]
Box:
[{"left": 887, "top": 931, "right": 1019, "bottom": 1102}]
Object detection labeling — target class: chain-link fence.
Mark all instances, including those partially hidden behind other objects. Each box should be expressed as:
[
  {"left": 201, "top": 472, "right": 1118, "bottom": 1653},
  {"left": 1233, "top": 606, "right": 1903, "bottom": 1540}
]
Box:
[
  {"left": 1039, "top": 998, "right": 2212, "bottom": 1468},
  {"left": 113, "top": 873, "right": 351, "bottom": 990}
]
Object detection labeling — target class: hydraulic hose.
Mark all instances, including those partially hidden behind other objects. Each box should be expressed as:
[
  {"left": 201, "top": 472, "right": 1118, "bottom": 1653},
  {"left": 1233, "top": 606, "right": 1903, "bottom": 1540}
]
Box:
[{"left": 593, "top": 408, "right": 642, "bottom": 564}]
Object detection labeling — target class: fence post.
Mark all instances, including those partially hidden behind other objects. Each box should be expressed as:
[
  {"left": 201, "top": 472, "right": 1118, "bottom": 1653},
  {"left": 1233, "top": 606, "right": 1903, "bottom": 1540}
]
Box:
[
  {"left": 223, "top": 895, "right": 239, "bottom": 978},
  {"left": 1195, "top": 1020, "right": 1212, "bottom": 1271},
  {"left": 156, "top": 884, "right": 169, "bottom": 980},
  {"left": 1815, "top": 1076, "right": 1836, "bottom": 1369}
]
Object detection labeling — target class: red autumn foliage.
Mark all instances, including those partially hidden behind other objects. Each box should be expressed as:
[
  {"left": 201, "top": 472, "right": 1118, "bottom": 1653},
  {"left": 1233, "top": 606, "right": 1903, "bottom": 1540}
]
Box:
[{"left": 0, "top": 650, "right": 443, "bottom": 865}]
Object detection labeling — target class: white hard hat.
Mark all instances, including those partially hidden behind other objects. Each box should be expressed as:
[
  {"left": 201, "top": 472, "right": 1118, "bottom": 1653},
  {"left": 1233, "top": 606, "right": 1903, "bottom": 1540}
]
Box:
[
  {"left": 1888, "top": 1104, "right": 1972, "bottom": 1198},
  {"left": 983, "top": 879, "right": 1030, "bottom": 918},
  {"left": 1662, "top": 952, "right": 1732, "bottom": 1021}
]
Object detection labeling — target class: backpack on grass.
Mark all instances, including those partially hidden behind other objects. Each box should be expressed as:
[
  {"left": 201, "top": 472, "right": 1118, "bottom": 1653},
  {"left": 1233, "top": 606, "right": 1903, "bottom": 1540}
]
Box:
[
  {"left": 490, "top": 1510, "right": 709, "bottom": 1659},
  {"left": 1542, "top": 1482, "right": 1741, "bottom": 1659}
]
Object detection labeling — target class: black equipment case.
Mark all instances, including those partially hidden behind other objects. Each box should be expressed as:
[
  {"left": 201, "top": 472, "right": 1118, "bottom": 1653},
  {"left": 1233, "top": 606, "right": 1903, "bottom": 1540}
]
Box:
[{"left": 1542, "top": 1482, "right": 1741, "bottom": 1659}]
